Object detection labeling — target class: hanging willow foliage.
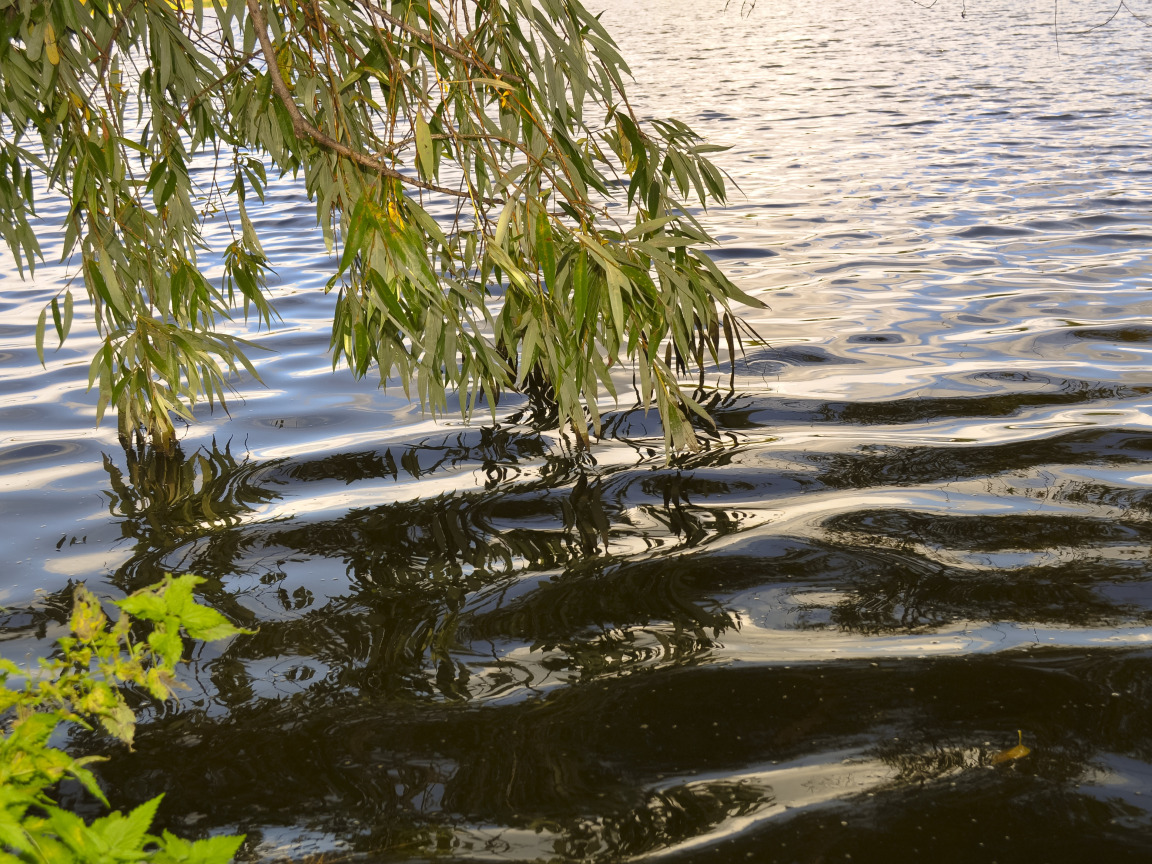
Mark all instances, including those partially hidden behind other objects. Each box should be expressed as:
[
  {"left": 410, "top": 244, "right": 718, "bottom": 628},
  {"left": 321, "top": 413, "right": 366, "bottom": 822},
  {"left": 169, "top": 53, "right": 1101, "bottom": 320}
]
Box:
[{"left": 0, "top": 0, "right": 761, "bottom": 453}]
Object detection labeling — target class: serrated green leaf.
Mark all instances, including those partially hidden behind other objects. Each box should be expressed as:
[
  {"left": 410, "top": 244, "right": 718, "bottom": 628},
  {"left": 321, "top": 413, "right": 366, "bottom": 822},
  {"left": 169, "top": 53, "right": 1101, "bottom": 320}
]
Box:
[
  {"left": 148, "top": 623, "right": 184, "bottom": 668},
  {"left": 90, "top": 794, "right": 161, "bottom": 855},
  {"left": 158, "top": 830, "right": 245, "bottom": 864},
  {"left": 176, "top": 604, "right": 245, "bottom": 642},
  {"left": 116, "top": 593, "right": 168, "bottom": 622}
]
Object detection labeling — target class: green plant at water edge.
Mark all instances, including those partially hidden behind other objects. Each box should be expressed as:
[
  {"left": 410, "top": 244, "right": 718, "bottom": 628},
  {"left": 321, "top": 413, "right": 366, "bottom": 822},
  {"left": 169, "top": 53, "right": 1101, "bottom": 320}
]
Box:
[
  {"left": 0, "top": 575, "right": 249, "bottom": 864},
  {"left": 0, "top": 0, "right": 761, "bottom": 454}
]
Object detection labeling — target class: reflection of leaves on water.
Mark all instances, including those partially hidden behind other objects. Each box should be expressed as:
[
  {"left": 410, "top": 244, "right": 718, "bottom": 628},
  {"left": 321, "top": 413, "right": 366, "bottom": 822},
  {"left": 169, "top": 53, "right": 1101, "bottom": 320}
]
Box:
[
  {"left": 102, "top": 440, "right": 285, "bottom": 570},
  {"left": 285, "top": 425, "right": 550, "bottom": 490},
  {"left": 92, "top": 423, "right": 1152, "bottom": 707},
  {"left": 102, "top": 429, "right": 554, "bottom": 581},
  {"left": 81, "top": 419, "right": 1152, "bottom": 857},
  {"left": 102, "top": 429, "right": 763, "bottom": 604},
  {"left": 0, "top": 583, "right": 75, "bottom": 643},
  {"left": 104, "top": 440, "right": 284, "bottom": 526},
  {"left": 79, "top": 650, "right": 1152, "bottom": 862},
  {"left": 550, "top": 780, "right": 771, "bottom": 861},
  {"left": 827, "top": 510, "right": 1152, "bottom": 553},
  {"left": 210, "top": 551, "right": 737, "bottom": 704},
  {"left": 811, "top": 436, "right": 1152, "bottom": 493},
  {"left": 467, "top": 556, "right": 735, "bottom": 658},
  {"left": 90, "top": 427, "right": 756, "bottom": 707}
]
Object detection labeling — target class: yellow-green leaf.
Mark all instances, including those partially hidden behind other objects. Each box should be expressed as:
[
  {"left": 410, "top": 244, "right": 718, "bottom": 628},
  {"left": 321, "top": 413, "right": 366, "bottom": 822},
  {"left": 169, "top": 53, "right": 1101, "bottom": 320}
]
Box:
[
  {"left": 470, "top": 76, "right": 514, "bottom": 91},
  {"left": 35, "top": 307, "right": 46, "bottom": 366},
  {"left": 43, "top": 23, "right": 59, "bottom": 66},
  {"left": 415, "top": 114, "right": 434, "bottom": 180}
]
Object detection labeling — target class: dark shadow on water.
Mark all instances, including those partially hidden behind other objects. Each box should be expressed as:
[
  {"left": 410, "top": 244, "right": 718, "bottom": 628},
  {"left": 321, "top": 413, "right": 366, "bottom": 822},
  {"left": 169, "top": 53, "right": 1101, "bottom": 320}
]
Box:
[
  {"left": 710, "top": 373, "right": 1152, "bottom": 429},
  {"left": 76, "top": 651, "right": 1152, "bottom": 863}
]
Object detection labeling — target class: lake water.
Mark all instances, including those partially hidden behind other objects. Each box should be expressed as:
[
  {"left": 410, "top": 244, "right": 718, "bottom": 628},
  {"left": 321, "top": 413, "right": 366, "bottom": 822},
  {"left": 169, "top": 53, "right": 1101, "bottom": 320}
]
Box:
[{"left": 5, "top": 0, "right": 1152, "bottom": 860}]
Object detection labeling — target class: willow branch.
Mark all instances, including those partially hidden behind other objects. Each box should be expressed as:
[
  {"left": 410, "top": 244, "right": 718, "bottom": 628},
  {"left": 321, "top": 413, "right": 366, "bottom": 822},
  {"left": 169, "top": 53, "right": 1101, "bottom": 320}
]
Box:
[
  {"left": 98, "top": 0, "right": 141, "bottom": 83},
  {"left": 245, "top": 0, "right": 500, "bottom": 204},
  {"left": 360, "top": 0, "right": 523, "bottom": 85},
  {"left": 176, "top": 49, "right": 259, "bottom": 131}
]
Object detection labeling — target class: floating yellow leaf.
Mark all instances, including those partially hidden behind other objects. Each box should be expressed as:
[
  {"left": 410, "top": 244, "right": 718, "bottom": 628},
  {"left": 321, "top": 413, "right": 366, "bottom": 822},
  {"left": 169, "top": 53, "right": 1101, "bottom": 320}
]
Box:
[{"left": 992, "top": 730, "right": 1031, "bottom": 765}]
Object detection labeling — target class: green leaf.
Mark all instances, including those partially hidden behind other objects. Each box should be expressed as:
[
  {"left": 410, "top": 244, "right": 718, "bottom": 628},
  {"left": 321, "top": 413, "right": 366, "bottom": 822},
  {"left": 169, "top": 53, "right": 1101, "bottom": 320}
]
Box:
[
  {"left": 604, "top": 264, "right": 628, "bottom": 342},
  {"left": 494, "top": 197, "right": 516, "bottom": 247},
  {"left": 535, "top": 209, "right": 556, "bottom": 290},
  {"left": 35, "top": 306, "right": 46, "bottom": 366},
  {"left": 415, "top": 114, "right": 434, "bottom": 181},
  {"left": 157, "top": 830, "right": 245, "bottom": 864},
  {"left": 470, "top": 76, "right": 514, "bottom": 91},
  {"left": 176, "top": 604, "right": 245, "bottom": 642},
  {"left": 50, "top": 297, "right": 62, "bottom": 342},
  {"left": 159, "top": 574, "right": 204, "bottom": 617},
  {"left": 148, "top": 623, "right": 185, "bottom": 668},
  {"left": 46, "top": 806, "right": 100, "bottom": 858},
  {"left": 572, "top": 249, "right": 590, "bottom": 334},
  {"left": 90, "top": 794, "right": 162, "bottom": 856},
  {"left": 625, "top": 215, "right": 676, "bottom": 239},
  {"left": 487, "top": 243, "right": 534, "bottom": 294},
  {"left": 62, "top": 290, "right": 73, "bottom": 339},
  {"left": 116, "top": 592, "right": 168, "bottom": 622},
  {"left": 96, "top": 248, "right": 130, "bottom": 319}
]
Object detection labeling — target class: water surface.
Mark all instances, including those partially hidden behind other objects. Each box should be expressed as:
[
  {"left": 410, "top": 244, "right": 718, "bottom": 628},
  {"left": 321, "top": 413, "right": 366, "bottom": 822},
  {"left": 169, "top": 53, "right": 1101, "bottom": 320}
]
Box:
[{"left": 5, "top": 0, "right": 1152, "bottom": 861}]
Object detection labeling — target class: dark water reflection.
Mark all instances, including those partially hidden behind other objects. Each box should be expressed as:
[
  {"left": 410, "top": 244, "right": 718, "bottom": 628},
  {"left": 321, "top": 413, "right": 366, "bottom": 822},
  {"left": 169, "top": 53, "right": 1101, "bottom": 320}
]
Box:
[
  {"left": 13, "top": 403, "right": 1152, "bottom": 861},
  {"left": 6, "top": 0, "right": 1152, "bottom": 859},
  {"left": 83, "top": 649, "right": 1152, "bottom": 863},
  {"left": 29, "top": 414, "right": 1152, "bottom": 862}
]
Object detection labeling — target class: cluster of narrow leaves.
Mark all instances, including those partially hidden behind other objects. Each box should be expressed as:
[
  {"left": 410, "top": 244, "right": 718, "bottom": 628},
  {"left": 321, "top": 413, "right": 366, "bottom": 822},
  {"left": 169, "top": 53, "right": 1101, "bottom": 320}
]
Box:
[
  {"left": 0, "top": 575, "right": 249, "bottom": 864},
  {"left": 1, "top": 0, "right": 760, "bottom": 454},
  {"left": 1, "top": 0, "right": 274, "bottom": 450}
]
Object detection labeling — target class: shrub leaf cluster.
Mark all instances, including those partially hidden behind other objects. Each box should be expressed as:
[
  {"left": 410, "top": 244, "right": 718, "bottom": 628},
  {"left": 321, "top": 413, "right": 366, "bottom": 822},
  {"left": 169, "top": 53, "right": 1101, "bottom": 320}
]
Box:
[{"left": 0, "top": 575, "right": 249, "bottom": 864}]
